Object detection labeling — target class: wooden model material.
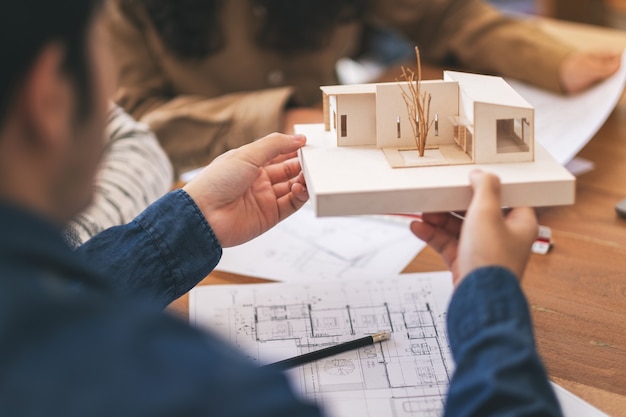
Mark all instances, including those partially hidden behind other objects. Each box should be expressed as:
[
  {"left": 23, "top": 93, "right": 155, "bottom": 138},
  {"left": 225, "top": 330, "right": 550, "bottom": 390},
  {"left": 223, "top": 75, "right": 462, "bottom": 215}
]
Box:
[
  {"left": 300, "top": 71, "right": 574, "bottom": 216},
  {"left": 322, "top": 71, "right": 535, "bottom": 169},
  {"left": 397, "top": 47, "right": 433, "bottom": 157}
]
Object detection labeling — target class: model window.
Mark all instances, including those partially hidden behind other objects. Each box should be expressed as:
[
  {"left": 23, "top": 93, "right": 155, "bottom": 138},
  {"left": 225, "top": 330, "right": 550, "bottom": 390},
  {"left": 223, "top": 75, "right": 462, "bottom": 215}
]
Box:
[{"left": 496, "top": 118, "right": 530, "bottom": 153}]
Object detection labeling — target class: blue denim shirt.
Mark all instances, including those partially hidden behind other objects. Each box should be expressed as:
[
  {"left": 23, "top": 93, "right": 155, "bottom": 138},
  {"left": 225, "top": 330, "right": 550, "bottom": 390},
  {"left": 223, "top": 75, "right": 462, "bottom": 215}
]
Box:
[
  {"left": 445, "top": 267, "right": 563, "bottom": 417},
  {"left": 0, "top": 190, "right": 321, "bottom": 417},
  {"left": 0, "top": 190, "right": 562, "bottom": 417}
]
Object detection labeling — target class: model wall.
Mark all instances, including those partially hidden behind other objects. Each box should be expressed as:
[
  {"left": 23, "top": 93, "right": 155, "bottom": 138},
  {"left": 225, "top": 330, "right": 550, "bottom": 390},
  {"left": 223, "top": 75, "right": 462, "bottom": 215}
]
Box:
[{"left": 375, "top": 81, "right": 459, "bottom": 149}]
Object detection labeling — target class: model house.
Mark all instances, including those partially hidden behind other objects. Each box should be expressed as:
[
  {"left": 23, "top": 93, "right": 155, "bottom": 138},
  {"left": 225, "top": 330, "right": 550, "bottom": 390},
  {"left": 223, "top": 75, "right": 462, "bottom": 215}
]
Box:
[{"left": 321, "top": 71, "right": 534, "bottom": 168}]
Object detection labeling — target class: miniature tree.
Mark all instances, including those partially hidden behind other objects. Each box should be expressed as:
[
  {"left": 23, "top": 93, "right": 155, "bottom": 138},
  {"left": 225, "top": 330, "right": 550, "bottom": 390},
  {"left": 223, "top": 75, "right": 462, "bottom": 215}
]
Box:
[{"left": 398, "top": 47, "right": 433, "bottom": 157}]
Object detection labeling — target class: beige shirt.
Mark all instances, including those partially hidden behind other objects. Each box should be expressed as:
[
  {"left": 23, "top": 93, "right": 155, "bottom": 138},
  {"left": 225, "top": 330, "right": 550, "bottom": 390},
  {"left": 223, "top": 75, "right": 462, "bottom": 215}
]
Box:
[{"left": 106, "top": 0, "right": 574, "bottom": 174}]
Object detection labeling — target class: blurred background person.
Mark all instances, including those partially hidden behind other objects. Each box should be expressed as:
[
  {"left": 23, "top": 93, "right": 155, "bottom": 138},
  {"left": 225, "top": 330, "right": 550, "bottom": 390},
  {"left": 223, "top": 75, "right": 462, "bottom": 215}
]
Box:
[
  {"left": 105, "top": 0, "right": 620, "bottom": 175},
  {"left": 64, "top": 104, "right": 173, "bottom": 247}
]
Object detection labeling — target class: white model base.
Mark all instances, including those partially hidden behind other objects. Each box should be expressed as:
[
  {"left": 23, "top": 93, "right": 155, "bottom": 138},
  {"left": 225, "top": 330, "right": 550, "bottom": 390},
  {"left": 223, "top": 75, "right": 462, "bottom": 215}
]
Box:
[{"left": 296, "top": 123, "right": 575, "bottom": 216}]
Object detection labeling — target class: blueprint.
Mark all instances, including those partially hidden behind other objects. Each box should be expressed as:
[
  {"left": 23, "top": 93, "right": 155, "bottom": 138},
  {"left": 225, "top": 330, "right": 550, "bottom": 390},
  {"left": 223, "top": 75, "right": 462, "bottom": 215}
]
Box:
[
  {"left": 190, "top": 272, "right": 455, "bottom": 417},
  {"left": 215, "top": 203, "right": 425, "bottom": 283}
]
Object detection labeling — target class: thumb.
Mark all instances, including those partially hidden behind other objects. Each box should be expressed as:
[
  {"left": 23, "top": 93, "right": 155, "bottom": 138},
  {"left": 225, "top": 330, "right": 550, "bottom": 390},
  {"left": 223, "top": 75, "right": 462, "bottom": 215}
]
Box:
[
  {"left": 238, "top": 133, "right": 306, "bottom": 167},
  {"left": 467, "top": 170, "right": 503, "bottom": 219}
]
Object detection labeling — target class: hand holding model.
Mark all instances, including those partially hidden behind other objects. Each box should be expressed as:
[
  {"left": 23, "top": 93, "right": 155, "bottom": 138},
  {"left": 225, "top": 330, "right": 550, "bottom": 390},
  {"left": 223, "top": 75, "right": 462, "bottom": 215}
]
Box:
[
  {"left": 410, "top": 170, "right": 539, "bottom": 286},
  {"left": 184, "top": 133, "right": 309, "bottom": 247}
]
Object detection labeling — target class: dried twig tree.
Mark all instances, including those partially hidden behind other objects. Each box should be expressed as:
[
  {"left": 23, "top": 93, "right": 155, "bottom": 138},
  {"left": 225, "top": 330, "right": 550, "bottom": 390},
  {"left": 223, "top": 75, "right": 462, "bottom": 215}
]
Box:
[{"left": 397, "top": 47, "right": 433, "bottom": 156}]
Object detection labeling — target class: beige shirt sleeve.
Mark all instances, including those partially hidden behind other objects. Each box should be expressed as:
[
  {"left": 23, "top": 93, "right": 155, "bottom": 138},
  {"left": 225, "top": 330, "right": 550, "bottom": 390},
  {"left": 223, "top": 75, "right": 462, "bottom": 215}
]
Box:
[
  {"left": 105, "top": 1, "right": 293, "bottom": 174},
  {"left": 367, "top": 0, "right": 574, "bottom": 92}
]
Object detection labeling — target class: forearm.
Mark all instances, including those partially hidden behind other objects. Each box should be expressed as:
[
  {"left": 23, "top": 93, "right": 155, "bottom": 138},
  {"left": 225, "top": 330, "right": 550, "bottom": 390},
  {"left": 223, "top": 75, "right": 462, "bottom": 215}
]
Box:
[
  {"left": 368, "top": 0, "right": 574, "bottom": 92},
  {"left": 76, "top": 190, "right": 222, "bottom": 308},
  {"left": 445, "top": 267, "right": 563, "bottom": 417},
  {"left": 439, "top": 1, "right": 573, "bottom": 92}
]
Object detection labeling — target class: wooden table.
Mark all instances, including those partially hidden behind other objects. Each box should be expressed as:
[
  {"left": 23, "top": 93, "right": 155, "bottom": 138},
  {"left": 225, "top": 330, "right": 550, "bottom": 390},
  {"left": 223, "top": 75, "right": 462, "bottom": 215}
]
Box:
[
  {"left": 171, "top": 19, "right": 626, "bottom": 417},
  {"left": 528, "top": 22, "right": 626, "bottom": 416}
]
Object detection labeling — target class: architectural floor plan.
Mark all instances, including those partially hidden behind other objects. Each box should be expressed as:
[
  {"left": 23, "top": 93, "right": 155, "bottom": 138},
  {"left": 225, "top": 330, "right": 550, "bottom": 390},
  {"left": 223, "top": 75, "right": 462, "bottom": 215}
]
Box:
[
  {"left": 215, "top": 203, "right": 424, "bottom": 283},
  {"left": 190, "top": 272, "right": 455, "bottom": 417}
]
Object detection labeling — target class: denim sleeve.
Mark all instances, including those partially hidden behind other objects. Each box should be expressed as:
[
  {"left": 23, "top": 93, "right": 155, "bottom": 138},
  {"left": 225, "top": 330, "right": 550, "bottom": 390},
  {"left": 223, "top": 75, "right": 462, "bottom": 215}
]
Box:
[
  {"left": 444, "top": 266, "right": 563, "bottom": 417},
  {"left": 76, "top": 189, "right": 222, "bottom": 308}
]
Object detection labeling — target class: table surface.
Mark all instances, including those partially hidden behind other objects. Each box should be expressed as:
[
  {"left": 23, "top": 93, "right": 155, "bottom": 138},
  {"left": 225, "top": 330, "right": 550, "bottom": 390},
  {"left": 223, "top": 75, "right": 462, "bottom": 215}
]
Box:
[{"left": 170, "top": 18, "right": 626, "bottom": 417}]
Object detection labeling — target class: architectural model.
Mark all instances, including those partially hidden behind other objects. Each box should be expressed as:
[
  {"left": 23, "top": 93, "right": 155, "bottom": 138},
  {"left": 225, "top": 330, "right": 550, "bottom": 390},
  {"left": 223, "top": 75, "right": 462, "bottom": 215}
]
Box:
[
  {"left": 322, "top": 71, "right": 534, "bottom": 169},
  {"left": 297, "top": 71, "right": 574, "bottom": 216}
]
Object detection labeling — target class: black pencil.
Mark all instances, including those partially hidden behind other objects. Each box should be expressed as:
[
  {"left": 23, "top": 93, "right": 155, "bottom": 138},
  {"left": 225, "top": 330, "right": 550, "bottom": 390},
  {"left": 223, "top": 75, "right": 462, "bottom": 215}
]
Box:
[{"left": 264, "top": 331, "right": 391, "bottom": 371}]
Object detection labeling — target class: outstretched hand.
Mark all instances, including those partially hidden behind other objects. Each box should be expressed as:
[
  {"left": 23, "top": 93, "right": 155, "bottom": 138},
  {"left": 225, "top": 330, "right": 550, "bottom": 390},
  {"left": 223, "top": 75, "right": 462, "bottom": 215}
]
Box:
[
  {"left": 410, "top": 171, "right": 538, "bottom": 287},
  {"left": 183, "top": 133, "right": 309, "bottom": 248},
  {"left": 560, "top": 50, "right": 621, "bottom": 94}
]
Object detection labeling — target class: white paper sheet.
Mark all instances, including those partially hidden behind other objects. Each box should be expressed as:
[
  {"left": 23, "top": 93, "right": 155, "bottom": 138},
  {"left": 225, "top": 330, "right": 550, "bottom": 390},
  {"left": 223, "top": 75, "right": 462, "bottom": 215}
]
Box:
[
  {"left": 552, "top": 382, "right": 610, "bottom": 417},
  {"left": 191, "top": 272, "right": 455, "bottom": 417},
  {"left": 565, "top": 157, "right": 596, "bottom": 176},
  {"left": 215, "top": 203, "right": 425, "bottom": 282},
  {"left": 506, "top": 52, "right": 626, "bottom": 165},
  {"left": 190, "top": 272, "right": 607, "bottom": 417}
]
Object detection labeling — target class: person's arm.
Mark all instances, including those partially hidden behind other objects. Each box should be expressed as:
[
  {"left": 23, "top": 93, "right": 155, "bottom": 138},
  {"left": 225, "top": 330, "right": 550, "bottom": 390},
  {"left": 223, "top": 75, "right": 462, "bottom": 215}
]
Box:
[
  {"left": 3, "top": 288, "right": 324, "bottom": 417},
  {"left": 367, "top": 0, "right": 619, "bottom": 93},
  {"left": 64, "top": 104, "right": 173, "bottom": 248},
  {"left": 410, "top": 171, "right": 563, "bottom": 417},
  {"left": 104, "top": 0, "right": 294, "bottom": 173},
  {"left": 444, "top": 267, "right": 562, "bottom": 417},
  {"left": 75, "top": 189, "right": 222, "bottom": 308},
  {"left": 76, "top": 133, "right": 308, "bottom": 308}
]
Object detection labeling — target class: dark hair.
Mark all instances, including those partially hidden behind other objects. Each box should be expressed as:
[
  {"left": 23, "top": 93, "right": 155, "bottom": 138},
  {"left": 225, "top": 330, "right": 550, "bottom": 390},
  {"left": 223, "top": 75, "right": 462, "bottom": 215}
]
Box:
[
  {"left": 135, "top": 0, "right": 369, "bottom": 59},
  {"left": 0, "top": 0, "right": 104, "bottom": 125}
]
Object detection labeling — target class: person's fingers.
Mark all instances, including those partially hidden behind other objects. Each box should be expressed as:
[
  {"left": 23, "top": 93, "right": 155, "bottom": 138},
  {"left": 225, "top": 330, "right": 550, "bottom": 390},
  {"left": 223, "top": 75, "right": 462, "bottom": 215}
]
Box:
[
  {"left": 265, "top": 157, "right": 301, "bottom": 185},
  {"left": 269, "top": 148, "right": 300, "bottom": 164},
  {"left": 267, "top": 150, "right": 300, "bottom": 166},
  {"left": 504, "top": 207, "right": 539, "bottom": 245},
  {"left": 410, "top": 219, "right": 437, "bottom": 243},
  {"left": 410, "top": 219, "right": 459, "bottom": 264},
  {"left": 272, "top": 182, "right": 292, "bottom": 199},
  {"left": 276, "top": 184, "right": 309, "bottom": 220},
  {"left": 291, "top": 182, "right": 309, "bottom": 202},
  {"left": 420, "top": 212, "right": 445, "bottom": 225},
  {"left": 586, "top": 56, "right": 620, "bottom": 77},
  {"left": 272, "top": 172, "right": 307, "bottom": 199},
  {"left": 467, "top": 170, "right": 503, "bottom": 220},
  {"left": 561, "top": 51, "right": 622, "bottom": 93},
  {"left": 597, "top": 54, "right": 621, "bottom": 77},
  {"left": 422, "top": 212, "right": 462, "bottom": 237},
  {"left": 589, "top": 50, "right": 621, "bottom": 70},
  {"left": 239, "top": 133, "right": 306, "bottom": 167}
]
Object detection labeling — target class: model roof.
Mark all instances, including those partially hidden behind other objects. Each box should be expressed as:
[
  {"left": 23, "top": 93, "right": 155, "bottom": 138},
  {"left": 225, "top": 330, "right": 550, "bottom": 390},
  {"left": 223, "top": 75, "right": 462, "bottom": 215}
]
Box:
[
  {"left": 320, "top": 84, "right": 378, "bottom": 95},
  {"left": 444, "top": 71, "right": 532, "bottom": 108}
]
